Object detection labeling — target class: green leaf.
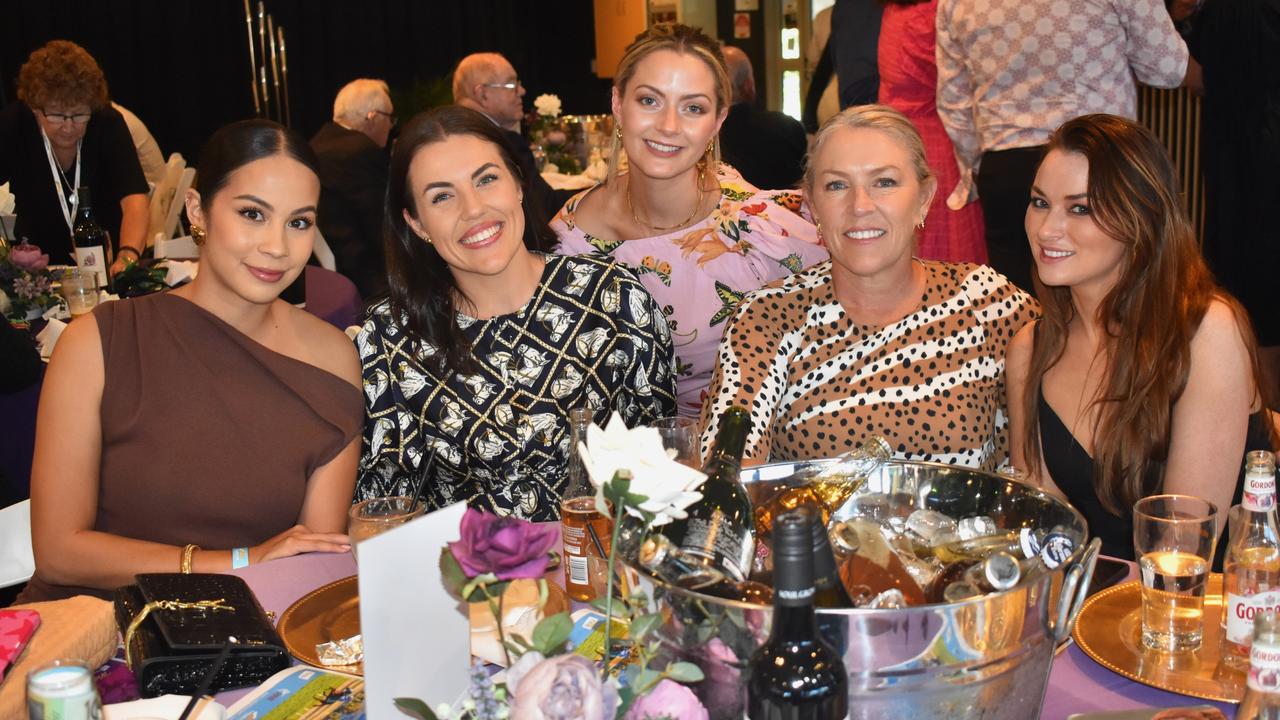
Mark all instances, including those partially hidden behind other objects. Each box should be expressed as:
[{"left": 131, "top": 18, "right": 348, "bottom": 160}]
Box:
[
  {"left": 603, "top": 472, "right": 632, "bottom": 507},
  {"left": 590, "top": 596, "right": 632, "bottom": 619},
  {"left": 463, "top": 576, "right": 507, "bottom": 603},
  {"left": 628, "top": 612, "right": 663, "bottom": 643},
  {"left": 532, "top": 611, "right": 573, "bottom": 655},
  {"left": 633, "top": 667, "right": 662, "bottom": 694},
  {"left": 664, "top": 661, "right": 705, "bottom": 683},
  {"left": 438, "top": 548, "right": 468, "bottom": 601},
  {"left": 393, "top": 698, "right": 439, "bottom": 720}
]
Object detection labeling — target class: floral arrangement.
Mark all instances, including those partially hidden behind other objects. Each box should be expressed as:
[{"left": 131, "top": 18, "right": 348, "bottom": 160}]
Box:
[
  {"left": 526, "top": 94, "right": 581, "bottom": 176},
  {"left": 0, "top": 240, "right": 59, "bottom": 321},
  {"left": 397, "top": 414, "right": 713, "bottom": 720}
]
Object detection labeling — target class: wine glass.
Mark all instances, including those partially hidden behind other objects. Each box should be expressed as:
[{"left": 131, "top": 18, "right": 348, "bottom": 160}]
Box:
[{"left": 653, "top": 417, "right": 700, "bottom": 468}]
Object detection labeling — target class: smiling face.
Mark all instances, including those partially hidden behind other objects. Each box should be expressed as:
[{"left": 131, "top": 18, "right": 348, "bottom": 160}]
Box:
[
  {"left": 185, "top": 153, "right": 319, "bottom": 306},
  {"left": 808, "top": 126, "right": 935, "bottom": 281},
  {"left": 35, "top": 102, "right": 91, "bottom": 154},
  {"left": 1026, "top": 149, "right": 1128, "bottom": 295},
  {"left": 402, "top": 133, "right": 528, "bottom": 288},
  {"left": 612, "top": 49, "right": 727, "bottom": 180}
]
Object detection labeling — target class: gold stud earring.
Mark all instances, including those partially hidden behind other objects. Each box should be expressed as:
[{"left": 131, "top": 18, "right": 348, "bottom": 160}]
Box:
[
  {"left": 917, "top": 217, "right": 926, "bottom": 230},
  {"left": 191, "top": 225, "right": 206, "bottom": 246},
  {"left": 422, "top": 232, "right": 432, "bottom": 244}
]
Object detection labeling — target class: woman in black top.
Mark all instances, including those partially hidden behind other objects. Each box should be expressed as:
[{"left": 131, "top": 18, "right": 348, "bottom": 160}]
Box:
[
  {"left": 0, "top": 40, "right": 148, "bottom": 273},
  {"left": 1006, "top": 115, "right": 1273, "bottom": 560}
]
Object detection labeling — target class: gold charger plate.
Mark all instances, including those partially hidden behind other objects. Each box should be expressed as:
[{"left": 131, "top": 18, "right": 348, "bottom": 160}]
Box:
[
  {"left": 278, "top": 574, "right": 363, "bottom": 675},
  {"left": 1073, "top": 573, "right": 1247, "bottom": 704}
]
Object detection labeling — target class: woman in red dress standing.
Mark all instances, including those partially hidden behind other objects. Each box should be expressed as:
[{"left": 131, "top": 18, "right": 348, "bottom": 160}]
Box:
[{"left": 877, "top": 0, "right": 986, "bottom": 265}]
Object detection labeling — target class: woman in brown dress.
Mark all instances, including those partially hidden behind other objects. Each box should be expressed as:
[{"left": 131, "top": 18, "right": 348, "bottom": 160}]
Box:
[{"left": 20, "top": 120, "right": 363, "bottom": 602}]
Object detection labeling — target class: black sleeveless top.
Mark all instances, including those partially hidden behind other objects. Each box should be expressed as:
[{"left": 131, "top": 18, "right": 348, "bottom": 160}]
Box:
[{"left": 1040, "top": 393, "right": 1270, "bottom": 565}]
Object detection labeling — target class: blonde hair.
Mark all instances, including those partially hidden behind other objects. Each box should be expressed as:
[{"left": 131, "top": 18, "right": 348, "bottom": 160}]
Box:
[
  {"left": 804, "top": 105, "right": 933, "bottom": 192},
  {"left": 333, "top": 78, "right": 390, "bottom": 125},
  {"left": 607, "top": 23, "right": 730, "bottom": 185},
  {"left": 452, "top": 53, "right": 508, "bottom": 103}
]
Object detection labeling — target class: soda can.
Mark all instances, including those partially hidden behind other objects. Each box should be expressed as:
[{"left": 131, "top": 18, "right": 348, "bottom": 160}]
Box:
[{"left": 27, "top": 659, "right": 102, "bottom": 720}]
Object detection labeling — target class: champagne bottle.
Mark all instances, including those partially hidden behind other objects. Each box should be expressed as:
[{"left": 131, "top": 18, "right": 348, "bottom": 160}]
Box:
[
  {"left": 72, "top": 186, "right": 112, "bottom": 288},
  {"left": 1224, "top": 451, "right": 1280, "bottom": 666},
  {"left": 560, "top": 407, "right": 607, "bottom": 602},
  {"left": 754, "top": 436, "right": 892, "bottom": 535},
  {"left": 639, "top": 533, "right": 773, "bottom": 603},
  {"left": 812, "top": 516, "right": 855, "bottom": 608},
  {"left": 656, "top": 406, "right": 755, "bottom": 581},
  {"left": 747, "top": 510, "right": 849, "bottom": 719},
  {"left": 1238, "top": 610, "right": 1280, "bottom": 719}
]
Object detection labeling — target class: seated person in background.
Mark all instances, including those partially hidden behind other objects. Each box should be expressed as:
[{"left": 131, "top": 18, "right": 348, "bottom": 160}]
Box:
[
  {"left": 112, "top": 102, "right": 165, "bottom": 187},
  {"left": 356, "top": 106, "right": 676, "bottom": 520},
  {"left": 1007, "top": 114, "right": 1273, "bottom": 560},
  {"left": 19, "top": 119, "right": 363, "bottom": 603},
  {"left": 719, "top": 46, "right": 807, "bottom": 190},
  {"left": 0, "top": 40, "right": 149, "bottom": 276},
  {"left": 310, "top": 78, "right": 394, "bottom": 298},
  {"left": 452, "top": 52, "right": 571, "bottom": 222},
  {"left": 702, "top": 105, "right": 1038, "bottom": 466},
  {"left": 552, "top": 23, "right": 827, "bottom": 418}
]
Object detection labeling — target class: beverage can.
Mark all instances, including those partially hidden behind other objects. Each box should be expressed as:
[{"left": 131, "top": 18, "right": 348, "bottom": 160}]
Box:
[{"left": 27, "top": 659, "right": 102, "bottom": 720}]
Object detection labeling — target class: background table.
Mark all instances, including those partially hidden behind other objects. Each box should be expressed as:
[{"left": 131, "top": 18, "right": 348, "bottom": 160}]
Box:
[{"left": 227, "top": 552, "right": 1237, "bottom": 719}]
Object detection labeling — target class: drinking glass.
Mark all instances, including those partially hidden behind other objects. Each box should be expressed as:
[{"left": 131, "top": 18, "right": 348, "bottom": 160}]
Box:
[
  {"left": 653, "top": 416, "right": 699, "bottom": 468},
  {"left": 1134, "top": 494, "right": 1218, "bottom": 652},
  {"left": 348, "top": 496, "right": 425, "bottom": 558},
  {"left": 59, "top": 268, "right": 98, "bottom": 318}
]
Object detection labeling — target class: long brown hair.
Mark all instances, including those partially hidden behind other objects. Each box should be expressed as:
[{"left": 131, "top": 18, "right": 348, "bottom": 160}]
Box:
[{"left": 1022, "top": 114, "right": 1268, "bottom": 514}]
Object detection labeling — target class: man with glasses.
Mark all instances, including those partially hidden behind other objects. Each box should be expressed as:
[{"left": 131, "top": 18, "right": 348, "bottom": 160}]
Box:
[
  {"left": 453, "top": 52, "right": 571, "bottom": 220},
  {"left": 310, "top": 78, "right": 395, "bottom": 296},
  {"left": 0, "top": 40, "right": 148, "bottom": 274}
]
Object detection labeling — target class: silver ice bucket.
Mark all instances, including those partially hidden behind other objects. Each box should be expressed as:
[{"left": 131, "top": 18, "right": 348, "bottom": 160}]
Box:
[{"left": 624, "top": 459, "right": 1101, "bottom": 720}]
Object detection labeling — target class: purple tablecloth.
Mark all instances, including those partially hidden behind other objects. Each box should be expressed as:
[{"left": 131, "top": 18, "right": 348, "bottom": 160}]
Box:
[{"left": 225, "top": 552, "right": 1239, "bottom": 718}]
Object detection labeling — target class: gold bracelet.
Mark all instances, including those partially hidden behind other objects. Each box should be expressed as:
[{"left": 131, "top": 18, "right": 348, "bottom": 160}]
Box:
[{"left": 180, "top": 544, "right": 200, "bottom": 574}]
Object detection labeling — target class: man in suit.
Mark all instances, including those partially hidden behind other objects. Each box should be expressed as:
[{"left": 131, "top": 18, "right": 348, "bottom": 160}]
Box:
[
  {"left": 453, "top": 53, "right": 570, "bottom": 221},
  {"left": 310, "top": 78, "right": 394, "bottom": 297},
  {"left": 719, "top": 46, "right": 807, "bottom": 189}
]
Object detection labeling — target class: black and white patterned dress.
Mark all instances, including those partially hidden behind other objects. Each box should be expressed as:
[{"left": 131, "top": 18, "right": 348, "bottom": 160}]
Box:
[{"left": 356, "top": 254, "right": 678, "bottom": 520}]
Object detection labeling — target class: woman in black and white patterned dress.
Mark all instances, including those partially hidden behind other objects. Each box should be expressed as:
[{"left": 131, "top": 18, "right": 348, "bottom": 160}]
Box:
[{"left": 356, "top": 106, "right": 677, "bottom": 520}]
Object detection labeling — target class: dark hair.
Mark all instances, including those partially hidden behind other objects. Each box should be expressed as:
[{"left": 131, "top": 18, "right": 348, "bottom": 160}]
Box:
[
  {"left": 1022, "top": 114, "right": 1270, "bottom": 514},
  {"left": 384, "top": 105, "right": 557, "bottom": 374},
  {"left": 194, "top": 119, "right": 321, "bottom": 201}
]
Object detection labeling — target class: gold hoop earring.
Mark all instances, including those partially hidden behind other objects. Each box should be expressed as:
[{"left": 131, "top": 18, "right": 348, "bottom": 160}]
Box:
[{"left": 191, "top": 225, "right": 206, "bottom": 246}]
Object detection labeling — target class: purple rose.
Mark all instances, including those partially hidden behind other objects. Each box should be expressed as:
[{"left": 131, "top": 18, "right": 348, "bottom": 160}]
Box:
[
  {"left": 624, "top": 679, "right": 708, "bottom": 720},
  {"left": 448, "top": 508, "right": 560, "bottom": 580},
  {"left": 509, "top": 654, "right": 618, "bottom": 720},
  {"left": 9, "top": 242, "right": 48, "bottom": 271}
]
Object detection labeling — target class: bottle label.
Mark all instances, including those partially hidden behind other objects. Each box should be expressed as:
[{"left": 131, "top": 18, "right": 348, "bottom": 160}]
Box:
[
  {"left": 1039, "top": 532, "right": 1075, "bottom": 569},
  {"left": 1249, "top": 641, "right": 1280, "bottom": 692},
  {"left": 1244, "top": 473, "right": 1277, "bottom": 512},
  {"left": 74, "top": 245, "right": 108, "bottom": 287},
  {"left": 680, "top": 509, "right": 749, "bottom": 582},
  {"left": 1228, "top": 590, "right": 1280, "bottom": 645},
  {"left": 1019, "top": 528, "right": 1041, "bottom": 560}
]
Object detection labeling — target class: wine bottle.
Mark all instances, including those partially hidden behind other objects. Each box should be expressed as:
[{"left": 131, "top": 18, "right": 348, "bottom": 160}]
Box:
[
  {"left": 72, "top": 186, "right": 112, "bottom": 287},
  {"left": 812, "top": 516, "right": 855, "bottom": 608},
  {"left": 754, "top": 436, "right": 892, "bottom": 535},
  {"left": 560, "top": 407, "right": 608, "bottom": 602},
  {"left": 1224, "top": 451, "right": 1280, "bottom": 667},
  {"left": 747, "top": 510, "right": 849, "bottom": 719},
  {"left": 656, "top": 406, "right": 755, "bottom": 581},
  {"left": 1238, "top": 610, "right": 1280, "bottom": 719}
]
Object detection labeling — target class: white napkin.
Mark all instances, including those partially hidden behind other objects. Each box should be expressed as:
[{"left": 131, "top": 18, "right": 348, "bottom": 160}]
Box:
[
  {"left": 35, "top": 319, "right": 66, "bottom": 360},
  {"left": 104, "top": 694, "right": 226, "bottom": 719},
  {"left": 164, "top": 260, "right": 199, "bottom": 286},
  {"left": 42, "top": 303, "right": 69, "bottom": 322},
  {"left": 0, "top": 182, "right": 15, "bottom": 214}
]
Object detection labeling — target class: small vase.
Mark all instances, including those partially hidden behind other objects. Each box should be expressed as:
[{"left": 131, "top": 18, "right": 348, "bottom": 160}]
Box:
[{"left": 468, "top": 578, "right": 570, "bottom": 667}]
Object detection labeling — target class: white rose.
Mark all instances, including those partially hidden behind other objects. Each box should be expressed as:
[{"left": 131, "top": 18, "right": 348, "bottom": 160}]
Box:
[
  {"left": 533, "top": 94, "right": 562, "bottom": 118},
  {"left": 579, "top": 412, "right": 706, "bottom": 527},
  {"left": 0, "top": 182, "right": 15, "bottom": 215}
]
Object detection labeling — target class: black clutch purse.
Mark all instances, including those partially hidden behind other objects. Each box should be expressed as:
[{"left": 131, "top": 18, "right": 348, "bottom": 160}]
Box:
[{"left": 113, "top": 573, "right": 291, "bottom": 697}]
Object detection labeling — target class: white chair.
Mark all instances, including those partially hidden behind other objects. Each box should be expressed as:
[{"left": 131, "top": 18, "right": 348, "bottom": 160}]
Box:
[
  {"left": 0, "top": 500, "right": 35, "bottom": 588},
  {"left": 312, "top": 229, "right": 336, "bottom": 271},
  {"left": 147, "top": 153, "right": 187, "bottom": 245}
]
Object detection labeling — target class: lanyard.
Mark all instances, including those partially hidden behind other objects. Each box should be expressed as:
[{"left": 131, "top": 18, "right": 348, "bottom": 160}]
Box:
[{"left": 40, "top": 127, "right": 81, "bottom": 236}]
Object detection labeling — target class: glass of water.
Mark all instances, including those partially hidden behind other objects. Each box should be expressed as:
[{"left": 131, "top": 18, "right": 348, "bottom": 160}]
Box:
[
  {"left": 1134, "top": 494, "right": 1218, "bottom": 652},
  {"left": 652, "top": 416, "right": 700, "bottom": 468}
]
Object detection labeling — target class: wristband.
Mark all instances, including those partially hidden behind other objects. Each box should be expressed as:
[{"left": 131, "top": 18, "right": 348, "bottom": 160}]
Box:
[
  {"left": 232, "top": 547, "right": 250, "bottom": 569},
  {"left": 117, "top": 246, "right": 141, "bottom": 260}
]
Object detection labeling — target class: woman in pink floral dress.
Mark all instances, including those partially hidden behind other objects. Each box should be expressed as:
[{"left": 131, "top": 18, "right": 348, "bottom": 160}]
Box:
[
  {"left": 551, "top": 24, "right": 827, "bottom": 417},
  {"left": 877, "top": 0, "right": 986, "bottom": 264}
]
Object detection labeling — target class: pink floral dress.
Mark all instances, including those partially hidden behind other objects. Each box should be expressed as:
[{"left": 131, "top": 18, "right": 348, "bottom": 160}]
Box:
[{"left": 551, "top": 165, "right": 828, "bottom": 417}]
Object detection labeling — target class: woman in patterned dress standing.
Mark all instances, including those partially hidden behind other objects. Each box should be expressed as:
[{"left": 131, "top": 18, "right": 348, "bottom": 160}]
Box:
[
  {"left": 877, "top": 0, "right": 986, "bottom": 265},
  {"left": 552, "top": 24, "right": 828, "bottom": 417}
]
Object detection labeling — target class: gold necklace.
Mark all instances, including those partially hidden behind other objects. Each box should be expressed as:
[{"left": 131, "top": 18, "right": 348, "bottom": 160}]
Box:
[{"left": 627, "top": 165, "right": 707, "bottom": 233}]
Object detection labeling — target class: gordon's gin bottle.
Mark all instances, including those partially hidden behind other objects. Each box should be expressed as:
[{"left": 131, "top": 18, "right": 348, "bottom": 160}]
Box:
[
  {"left": 1237, "top": 610, "right": 1280, "bottom": 719},
  {"left": 1225, "top": 451, "right": 1280, "bottom": 666}
]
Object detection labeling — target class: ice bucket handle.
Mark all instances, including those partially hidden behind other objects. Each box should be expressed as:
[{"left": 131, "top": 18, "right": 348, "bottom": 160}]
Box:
[{"left": 1045, "top": 537, "right": 1101, "bottom": 643}]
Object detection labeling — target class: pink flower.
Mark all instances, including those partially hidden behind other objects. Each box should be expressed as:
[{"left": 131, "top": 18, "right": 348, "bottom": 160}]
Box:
[
  {"left": 509, "top": 654, "right": 618, "bottom": 720},
  {"left": 448, "top": 508, "right": 560, "bottom": 581},
  {"left": 9, "top": 242, "right": 48, "bottom": 271},
  {"left": 624, "top": 679, "right": 708, "bottom": 720}
]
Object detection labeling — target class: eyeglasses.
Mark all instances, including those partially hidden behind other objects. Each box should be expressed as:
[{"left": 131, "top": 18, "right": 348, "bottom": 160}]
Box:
[
  {"left": 482, "top": 79, "right": 521, "bottom": 92},
  {"left": 40, "top": 109, "right": 92, "bottom": 125}
]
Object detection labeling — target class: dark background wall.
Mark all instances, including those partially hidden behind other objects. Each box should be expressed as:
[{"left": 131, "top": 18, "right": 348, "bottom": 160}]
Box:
[{"left": 0, "top": 0, "right": 614, "bottom": 160}]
